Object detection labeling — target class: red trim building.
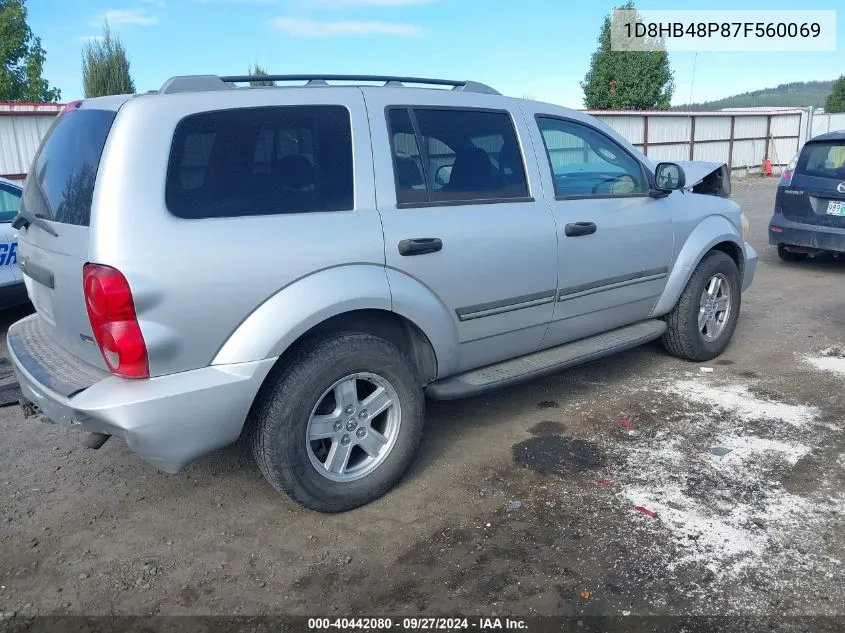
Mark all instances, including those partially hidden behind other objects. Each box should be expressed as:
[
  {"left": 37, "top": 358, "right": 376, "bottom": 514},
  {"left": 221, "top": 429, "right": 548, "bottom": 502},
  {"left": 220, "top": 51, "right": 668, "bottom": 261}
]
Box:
[{"left": 0, "top": 102, "right": 65, "bottom": 181}]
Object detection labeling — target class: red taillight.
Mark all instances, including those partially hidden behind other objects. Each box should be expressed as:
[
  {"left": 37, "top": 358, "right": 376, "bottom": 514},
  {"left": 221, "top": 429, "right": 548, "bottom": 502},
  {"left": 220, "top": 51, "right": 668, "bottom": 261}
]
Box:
[
  {"left": 83, "top": 264, "right": 149, "bottom": 379},
  {"left": 770, "top": 226, "right": 784, "bottom": 233},
  {"left": 779, "top": 152, "right": 799, "bottom": 186}
]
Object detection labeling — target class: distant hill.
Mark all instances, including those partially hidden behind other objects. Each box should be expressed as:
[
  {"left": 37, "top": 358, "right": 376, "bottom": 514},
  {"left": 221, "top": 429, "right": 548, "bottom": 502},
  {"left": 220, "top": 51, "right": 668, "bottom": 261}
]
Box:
[{"left": 674, "top": 80, "right": 834, "bottom": 110}]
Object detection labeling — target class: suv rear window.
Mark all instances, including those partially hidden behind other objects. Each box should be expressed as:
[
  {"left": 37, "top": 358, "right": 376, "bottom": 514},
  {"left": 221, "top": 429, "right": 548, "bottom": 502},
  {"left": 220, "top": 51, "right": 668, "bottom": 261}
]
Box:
[
  {"left": 22, "top": 109, "right": 116, "bottom": 227},
  {"left": 796, "top": 142, "right": 845, "bottom": 180},
  {"left": 166, "top": 105, "right": 353, "bottom": 219}
]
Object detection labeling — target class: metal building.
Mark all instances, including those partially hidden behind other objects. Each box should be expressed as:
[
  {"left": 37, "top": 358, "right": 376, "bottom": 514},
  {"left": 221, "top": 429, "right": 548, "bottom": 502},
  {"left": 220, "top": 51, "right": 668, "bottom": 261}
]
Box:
[{"left": 0, "top": 103, "right": 64, "bottom": 183}]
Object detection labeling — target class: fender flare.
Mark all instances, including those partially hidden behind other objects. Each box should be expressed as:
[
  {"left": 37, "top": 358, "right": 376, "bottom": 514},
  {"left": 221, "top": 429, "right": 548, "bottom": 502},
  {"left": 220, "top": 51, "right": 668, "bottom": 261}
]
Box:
[
  {"left": 651, "top": 215, "right": 744, "bottom": 317},
  {"left": 212, "top": 265, "right": 393, "bottom": 365},
  {"left": 384, "top": 268, "right": 460, "bottom": 379},
  {"left": 212, "top": 265, "right": 460, "bottom": 378}
]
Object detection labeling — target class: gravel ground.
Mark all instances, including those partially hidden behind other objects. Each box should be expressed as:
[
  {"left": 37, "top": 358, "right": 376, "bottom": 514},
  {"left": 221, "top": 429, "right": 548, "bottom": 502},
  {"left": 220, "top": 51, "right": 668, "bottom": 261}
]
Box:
[{"left": 0, "top": 178, "right": 843, "bottom": 618}]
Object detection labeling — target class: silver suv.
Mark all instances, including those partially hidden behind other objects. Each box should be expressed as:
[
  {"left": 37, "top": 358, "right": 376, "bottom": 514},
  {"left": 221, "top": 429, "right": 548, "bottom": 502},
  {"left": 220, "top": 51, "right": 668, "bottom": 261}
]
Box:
[{"left": 8, "top": 74, "right": 757, "bottom": 512}]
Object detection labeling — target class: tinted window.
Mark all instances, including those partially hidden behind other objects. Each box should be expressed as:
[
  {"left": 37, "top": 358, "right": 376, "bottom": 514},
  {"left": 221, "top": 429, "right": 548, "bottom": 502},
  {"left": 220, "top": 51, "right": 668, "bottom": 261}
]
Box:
[
  {"left": 0, "top": 184, "right": 22, "bottom": 222},
  {"left": 22, "top": 109, "right": 116, "bottom": 226},
  {"left": 388, "top": 108, "right": 529, "bottom": 205},
  {"left": 537, "top": 117, "right": 646, "bottom": 197},
  {"left": 166, "top": 106, "right": 353, "bottom": 219},
  {"left": 796, "top": 142, "right": 845, "bottom": 180},
  {"left": 388, "top": 109, "right": 427, "bottom": 205}
]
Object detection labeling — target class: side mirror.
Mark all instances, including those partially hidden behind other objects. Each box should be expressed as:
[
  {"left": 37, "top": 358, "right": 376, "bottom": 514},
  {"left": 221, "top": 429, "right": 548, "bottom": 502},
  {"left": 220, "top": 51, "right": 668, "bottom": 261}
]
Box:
[{"left": 654, "top": 162, "right": 686, "bottom": 192}]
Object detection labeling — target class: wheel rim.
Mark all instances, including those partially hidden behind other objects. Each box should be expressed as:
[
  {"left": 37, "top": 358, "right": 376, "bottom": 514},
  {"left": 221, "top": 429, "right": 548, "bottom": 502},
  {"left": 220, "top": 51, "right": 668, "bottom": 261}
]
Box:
[
  {"left": 305, "top": 372, "right": 401, "bottom": 483},
  {"left": 698, "top": 273, "right": 731, "bottom": 342}
]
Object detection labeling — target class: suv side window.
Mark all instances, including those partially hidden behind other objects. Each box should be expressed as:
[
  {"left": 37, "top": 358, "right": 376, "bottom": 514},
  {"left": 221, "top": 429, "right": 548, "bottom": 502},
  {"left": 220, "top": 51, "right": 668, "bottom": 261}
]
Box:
[
  {"left": 166, "top": 105, "right": 353, "bottom": 219},
  {"left": 0, "top": 184, "right": 22, "bottom": 223},
  {"left": 537, "top": 117, "right": 646, "bottom": 198},
  {"left": 388, "top": 107, "right": 530, "bottom": 206}
]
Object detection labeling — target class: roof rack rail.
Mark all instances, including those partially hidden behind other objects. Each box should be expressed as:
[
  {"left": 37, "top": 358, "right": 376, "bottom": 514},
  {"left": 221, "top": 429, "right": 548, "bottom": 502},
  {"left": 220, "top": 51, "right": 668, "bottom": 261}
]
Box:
[{"left": 159, "top": 74, "right": 500, "bottom": 96}]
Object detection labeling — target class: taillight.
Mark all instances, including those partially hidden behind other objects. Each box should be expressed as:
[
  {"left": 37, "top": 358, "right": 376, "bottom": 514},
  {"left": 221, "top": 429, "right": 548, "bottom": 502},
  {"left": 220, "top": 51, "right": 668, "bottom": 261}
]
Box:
[
  {"left": 83, "top": 264, "right": 149, "bottom": 379},
  {"left": 779, "top": 152, "right": 799, "bottom": 187}
]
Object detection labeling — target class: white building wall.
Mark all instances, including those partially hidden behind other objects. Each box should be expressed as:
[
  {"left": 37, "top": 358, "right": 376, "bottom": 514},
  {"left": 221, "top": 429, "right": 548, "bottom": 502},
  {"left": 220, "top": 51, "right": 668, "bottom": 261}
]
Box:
[{"left": 0, "top": 103, "right": 64, "bottom": 180}]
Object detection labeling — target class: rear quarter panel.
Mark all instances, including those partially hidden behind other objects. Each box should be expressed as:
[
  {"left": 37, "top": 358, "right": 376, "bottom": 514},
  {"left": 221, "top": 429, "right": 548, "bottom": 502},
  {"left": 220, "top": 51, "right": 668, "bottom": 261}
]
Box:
[{"left": 91, "top": 88, "right": 385, "bottom": 376}]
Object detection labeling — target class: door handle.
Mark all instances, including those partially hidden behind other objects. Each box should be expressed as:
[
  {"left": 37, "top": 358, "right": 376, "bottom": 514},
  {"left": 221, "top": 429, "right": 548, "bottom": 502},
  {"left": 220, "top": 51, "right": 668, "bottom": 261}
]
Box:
[
  {"left": 398, "top": 238, "right": 443, "bottom": 256},
  {"left": 565, "top": 222, "right": 597, "bottom": 237}
]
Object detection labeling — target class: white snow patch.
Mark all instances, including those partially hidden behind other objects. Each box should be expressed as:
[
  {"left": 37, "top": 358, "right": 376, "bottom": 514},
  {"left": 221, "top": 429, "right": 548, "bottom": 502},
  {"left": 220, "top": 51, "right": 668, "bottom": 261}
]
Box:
[
  {"left": 662, "top": 379, "right": 818, "bottom": 427},
  {"left": 613, "top": 376, "right": 842, "bottom": 593},
  {"left": 622, "top": 481, "right": 811, "bottom": 576},
  {"left": 804, "top": 354, "right": 845, "bottom": 378},
  {"left": 709, "top": 435, "right": 811, "bottom": 467}
]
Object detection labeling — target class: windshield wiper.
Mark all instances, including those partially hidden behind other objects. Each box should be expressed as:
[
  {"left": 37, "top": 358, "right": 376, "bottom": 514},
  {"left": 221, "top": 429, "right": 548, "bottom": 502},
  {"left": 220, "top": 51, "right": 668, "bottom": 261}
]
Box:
[{"left": 11, "top": 209, "right": 59, "bottom": 237}]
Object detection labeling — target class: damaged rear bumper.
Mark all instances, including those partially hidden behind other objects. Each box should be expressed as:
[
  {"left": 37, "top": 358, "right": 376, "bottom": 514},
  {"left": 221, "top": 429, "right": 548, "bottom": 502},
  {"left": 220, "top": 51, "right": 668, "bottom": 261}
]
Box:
[{"left": 8, "top": 314, "right": 276, "bottom": 473}]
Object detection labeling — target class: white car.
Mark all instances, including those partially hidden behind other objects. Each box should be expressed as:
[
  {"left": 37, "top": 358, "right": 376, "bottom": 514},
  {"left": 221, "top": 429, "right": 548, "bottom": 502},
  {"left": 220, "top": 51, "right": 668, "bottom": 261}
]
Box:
[{"left": 0, "top": 177, "right": 28, "bottom": 308}]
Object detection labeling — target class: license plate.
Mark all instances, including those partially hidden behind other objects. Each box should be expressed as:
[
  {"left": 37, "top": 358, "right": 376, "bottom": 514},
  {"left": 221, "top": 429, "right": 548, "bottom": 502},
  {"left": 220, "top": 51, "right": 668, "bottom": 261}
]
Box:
[{"left": 827, "top": 200, "right": 845, "bottom": 216}]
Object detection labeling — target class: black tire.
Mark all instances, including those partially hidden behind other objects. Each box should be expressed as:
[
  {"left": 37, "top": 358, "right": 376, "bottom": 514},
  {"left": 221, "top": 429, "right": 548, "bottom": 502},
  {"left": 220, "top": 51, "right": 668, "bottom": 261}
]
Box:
[
  {"left": 249, "top": 332, "right": 424, "bottom": 513},
  {"left": 661, "top": 250, "right": 741, "bottom": 362},
  {"left": 777, "top": 244, "right": 807, "bottom": 262}
]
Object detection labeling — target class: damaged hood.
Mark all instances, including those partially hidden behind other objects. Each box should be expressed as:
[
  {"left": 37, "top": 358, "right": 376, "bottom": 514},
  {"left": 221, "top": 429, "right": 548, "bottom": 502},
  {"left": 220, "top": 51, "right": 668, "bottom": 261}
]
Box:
[
  {"left": 674, "top": 161, "right": 732, "bottom": 198},
  {"left": 674, "top": 161, "right": 727, "bottom": 187}
]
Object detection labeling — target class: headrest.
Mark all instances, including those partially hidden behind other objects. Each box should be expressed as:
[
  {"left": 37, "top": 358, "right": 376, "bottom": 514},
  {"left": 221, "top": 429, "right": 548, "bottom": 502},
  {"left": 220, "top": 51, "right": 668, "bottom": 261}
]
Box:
[{"left": 276, "top": 155, "right": 315, "bottom": 189}]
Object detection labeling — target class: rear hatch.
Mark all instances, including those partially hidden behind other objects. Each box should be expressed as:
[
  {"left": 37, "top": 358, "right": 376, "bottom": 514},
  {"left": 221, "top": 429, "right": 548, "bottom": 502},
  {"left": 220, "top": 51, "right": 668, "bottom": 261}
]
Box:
[
  {"left": 780, "top": 140, "right": 845, "bottom": 228},
  {"left": 16, "top": 105, "right": 118, "bottom": 370}
]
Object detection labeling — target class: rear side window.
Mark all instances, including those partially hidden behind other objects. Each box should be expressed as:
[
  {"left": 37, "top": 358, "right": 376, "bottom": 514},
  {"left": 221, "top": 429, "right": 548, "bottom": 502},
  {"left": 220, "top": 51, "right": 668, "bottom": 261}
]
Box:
[
  {"left": 0, "top": 183, "right": 22, "bottom": 222},
  {"left": 22, "top": 109, "right": 116, "bottom": 227},
  {"left": 796, "top": 142, "right": 845, "bottom": 180},
  {"left": 387, "top": 107, "right": 529, "bottom": 206},
  {"left": 166, "top": 105, "right": 353, "bottom": 219}
]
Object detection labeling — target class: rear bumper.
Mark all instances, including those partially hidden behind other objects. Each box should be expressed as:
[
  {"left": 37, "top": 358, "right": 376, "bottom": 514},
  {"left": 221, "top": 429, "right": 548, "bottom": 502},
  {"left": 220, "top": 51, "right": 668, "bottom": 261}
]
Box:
[
  {"left": 768, "top": 211, "right": 845, "bottom": 253},
  {"left": 8, "top": 314, "right": 276, "bottom": 473}
]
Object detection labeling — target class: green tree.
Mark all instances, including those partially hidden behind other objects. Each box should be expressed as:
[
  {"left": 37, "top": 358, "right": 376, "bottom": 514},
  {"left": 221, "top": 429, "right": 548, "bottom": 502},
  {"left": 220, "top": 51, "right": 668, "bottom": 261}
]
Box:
[
  {"left": 581, "top": 1, "right": 674, "bottom": 110},
  {"left": 249, "top": 64, "right": 275, "bottom": 87},
  {"left": 825, "top": 76, "right": 845, "bottom": 113},
  {"left": 82, "top": 22, "right": 135, "bottom": 98},
  {"left": 0, "top": 0, "right": 61, "bottom": 102}
]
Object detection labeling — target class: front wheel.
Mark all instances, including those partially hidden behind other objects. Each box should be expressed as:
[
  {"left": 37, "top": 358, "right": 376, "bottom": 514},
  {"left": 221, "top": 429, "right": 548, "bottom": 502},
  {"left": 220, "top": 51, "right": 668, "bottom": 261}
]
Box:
[
  {"left": 661, "top": 250, "right": 741, "bottom": 362},
  {"left": 249, "top": 332, "right": 424, "bottom": 512}
]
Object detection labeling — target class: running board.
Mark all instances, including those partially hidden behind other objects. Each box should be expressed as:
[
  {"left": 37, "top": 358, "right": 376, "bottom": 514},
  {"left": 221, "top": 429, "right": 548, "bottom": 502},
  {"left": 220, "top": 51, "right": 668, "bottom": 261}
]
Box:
[{"left": 425, "top": 320, "right": 666, "bottom": 400}]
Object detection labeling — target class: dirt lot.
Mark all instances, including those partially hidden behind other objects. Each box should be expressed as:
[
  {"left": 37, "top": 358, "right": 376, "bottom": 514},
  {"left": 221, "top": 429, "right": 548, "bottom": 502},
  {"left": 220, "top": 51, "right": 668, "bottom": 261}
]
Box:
[{"left": 1, "top": 179, "right": 843, "bottom": 618}]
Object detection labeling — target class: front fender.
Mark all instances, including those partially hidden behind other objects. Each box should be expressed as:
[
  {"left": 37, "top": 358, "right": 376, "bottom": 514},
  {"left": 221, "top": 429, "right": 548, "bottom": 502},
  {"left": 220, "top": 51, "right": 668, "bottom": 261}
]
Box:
[
  {"left": 651, "top": 215, "right": 744, "bottom": 317},
  {"left": 212, "top": 265, "right": 392, "bottom": 365}
]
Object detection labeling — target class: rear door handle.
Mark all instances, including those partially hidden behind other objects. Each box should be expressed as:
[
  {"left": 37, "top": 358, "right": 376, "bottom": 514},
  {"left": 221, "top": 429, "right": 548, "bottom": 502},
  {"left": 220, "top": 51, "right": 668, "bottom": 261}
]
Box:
[
  {"left": 565, "top": 222, "right": 597, "bottom": 237},
  {"left": 398, "top": 238, "right": 443, "bottom": 256}
]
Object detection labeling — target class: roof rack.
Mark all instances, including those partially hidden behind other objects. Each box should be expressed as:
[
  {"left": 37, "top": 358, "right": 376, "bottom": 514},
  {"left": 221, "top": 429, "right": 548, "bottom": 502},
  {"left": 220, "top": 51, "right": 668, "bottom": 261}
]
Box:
[{"left": 158, "top": 74, "right": 500, "bottom": 96}]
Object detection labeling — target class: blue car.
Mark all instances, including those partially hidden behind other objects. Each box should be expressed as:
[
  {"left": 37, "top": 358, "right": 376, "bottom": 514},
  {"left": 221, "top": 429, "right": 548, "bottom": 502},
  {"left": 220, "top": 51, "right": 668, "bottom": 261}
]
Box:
[
  {"left": 769, "top": 131, "right": 845, "bottom": 261},
  {"left": 0, "top": 177, "right": 27, "bottom": 307}
]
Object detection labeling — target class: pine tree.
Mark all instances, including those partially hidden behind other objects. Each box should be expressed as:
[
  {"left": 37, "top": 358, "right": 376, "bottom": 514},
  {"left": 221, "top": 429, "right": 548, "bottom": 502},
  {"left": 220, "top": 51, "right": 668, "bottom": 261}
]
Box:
[
  {"left": 249, "top": 65, "right": 275, "bottom": 87},
  {"left": 82, "top": 22, "right": 135, "bottom": 98},
  {"left": 581, "top": 1, "right": 674, "bottom": 110},
  {"left": 825, "top": 76, "right": 845, "bottom": 113}
]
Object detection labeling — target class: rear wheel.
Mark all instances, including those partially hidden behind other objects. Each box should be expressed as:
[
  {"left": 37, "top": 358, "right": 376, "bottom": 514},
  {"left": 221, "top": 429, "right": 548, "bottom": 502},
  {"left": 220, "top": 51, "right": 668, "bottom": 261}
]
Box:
[
  {"left": 249, "top": 332, "right": 424, "bottom": 512},
  {"left": 777, "top": 244, "right": 808, "bottom": 262},
  {"left": 661, "top": 250, "right": 741, "bottom": 362}
]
